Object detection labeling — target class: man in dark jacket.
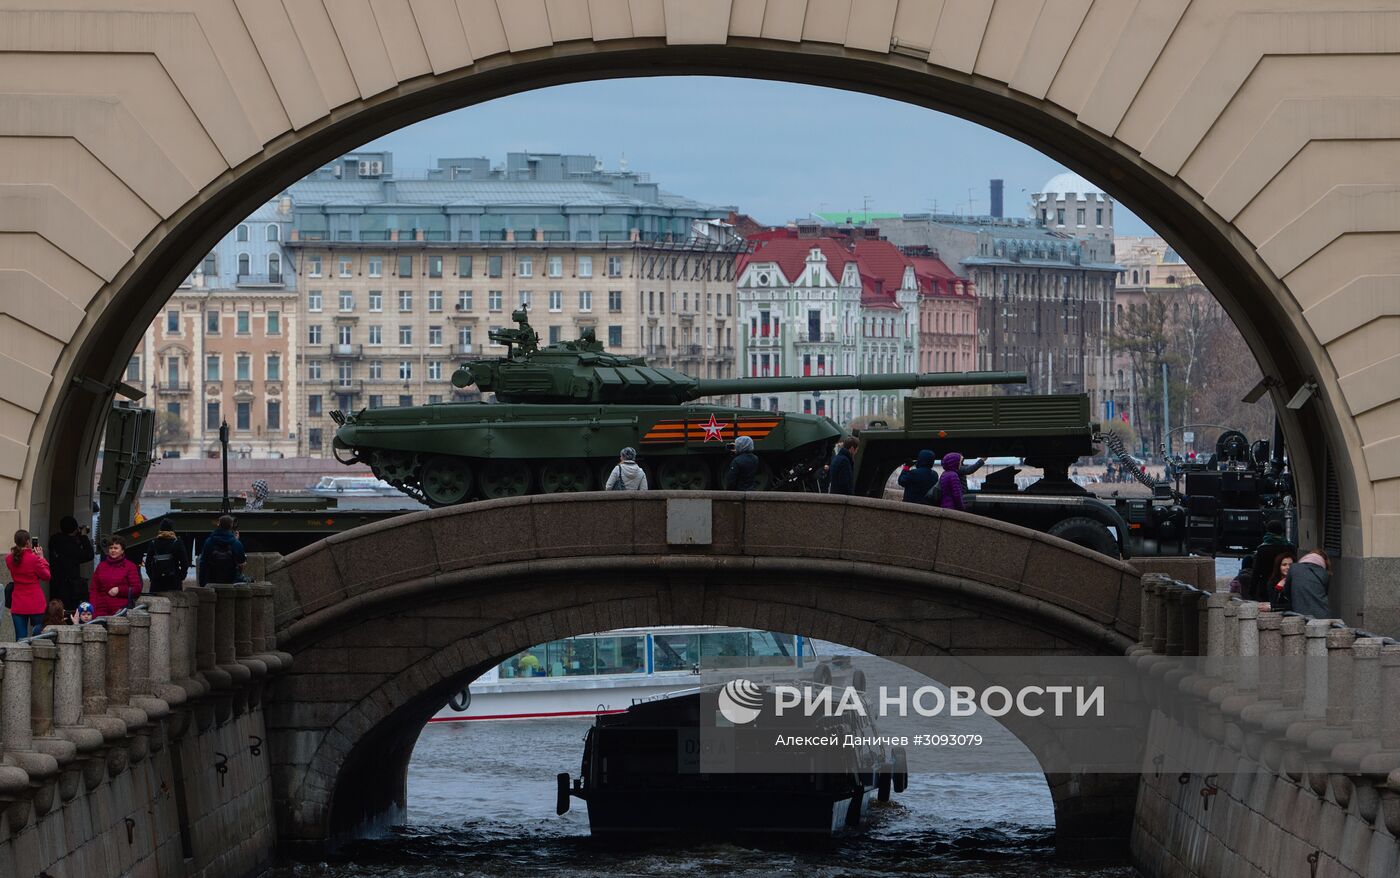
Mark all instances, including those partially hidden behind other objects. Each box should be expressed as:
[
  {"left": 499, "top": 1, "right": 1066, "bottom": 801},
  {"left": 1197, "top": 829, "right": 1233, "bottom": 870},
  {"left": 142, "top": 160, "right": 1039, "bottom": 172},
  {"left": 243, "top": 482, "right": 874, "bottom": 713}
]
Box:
[
  {"left": 956, "top": 457, "right": 986, "bottom": 492},
  {"left": 827, "top": 437, "right": 859, "bottom": 496},
  {"left": 1278, "top": 551, "right": 1331, "bottom": 617},
  {"left": 146, "top": 518, "right": 190, "bottom": 593},
  {"left": 725, "top": 435, "right": 761, "bottom": 491},
  {"left": 47, "top": 514, "right": 94, "bottom": 612},
  {"left": 897, "top": 450, "right": 938, "bottom": 504},
  {"left": 198, "top": 515, "right": 247, "bottom": 586}
]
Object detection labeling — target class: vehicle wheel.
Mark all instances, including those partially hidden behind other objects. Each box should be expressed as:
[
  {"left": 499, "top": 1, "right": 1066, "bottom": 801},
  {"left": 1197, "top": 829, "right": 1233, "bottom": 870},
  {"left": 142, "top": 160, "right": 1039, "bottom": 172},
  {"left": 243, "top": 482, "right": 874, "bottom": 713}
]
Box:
[
  {"left": 877, "top": 770, "right": 893, "bottom": 803},
  {"left": 658, "top": 457, "right": 712, "bottom": 491},
  {"left": 1046, "top": 516, "right": 1120, "bottom": 558},
  {"left": 892, "top": 746, "right": 909, "bottom": 793},
  {"left": 418, "top": 455, "right": 472, "bottom": 506},
  {"left": 479, "top": 460, "right": 532, "bottom": 499},
  {"left": 539, "top": 461, "right": 593, "bottom": 493},
  {"left": 371, "top": 449, "right": 416, "bottom": 484}
]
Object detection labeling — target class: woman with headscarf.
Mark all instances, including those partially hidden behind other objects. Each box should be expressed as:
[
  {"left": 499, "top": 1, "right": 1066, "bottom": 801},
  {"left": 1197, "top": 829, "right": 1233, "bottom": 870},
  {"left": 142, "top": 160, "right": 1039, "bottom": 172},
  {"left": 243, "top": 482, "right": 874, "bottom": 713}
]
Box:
[
  {"left": 605, "top": 447, "right": 649, "bottom": 491},
  {"left": 1277, "top": 550, "right": 1332, "bottom": 618},
  {"left": 247, "top": 479, "right": 270, "bottom": 510},
  {"left": 725, "top": 436, "right": 760, "bottom": 491}
]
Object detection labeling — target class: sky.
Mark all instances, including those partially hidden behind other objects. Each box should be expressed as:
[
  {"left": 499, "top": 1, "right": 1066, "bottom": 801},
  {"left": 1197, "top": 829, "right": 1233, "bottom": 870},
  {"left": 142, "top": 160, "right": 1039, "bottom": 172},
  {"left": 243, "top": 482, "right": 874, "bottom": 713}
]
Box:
[{"left": 360, "top": 76, "right": 1153, "bottom": 236}]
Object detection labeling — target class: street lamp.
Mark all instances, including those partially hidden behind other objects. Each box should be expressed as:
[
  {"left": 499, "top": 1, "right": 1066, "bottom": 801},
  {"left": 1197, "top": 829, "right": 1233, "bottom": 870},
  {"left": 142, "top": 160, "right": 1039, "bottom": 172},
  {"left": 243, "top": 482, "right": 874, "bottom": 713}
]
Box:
[{"left": 219, "top": 419, "right": 230, "bottom": 514}]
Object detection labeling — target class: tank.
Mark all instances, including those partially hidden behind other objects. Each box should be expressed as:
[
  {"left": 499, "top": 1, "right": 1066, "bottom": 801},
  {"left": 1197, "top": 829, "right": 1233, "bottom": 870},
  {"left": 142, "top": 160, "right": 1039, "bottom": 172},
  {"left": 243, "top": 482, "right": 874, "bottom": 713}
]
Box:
[{"left": 330, "top": 310, "right": 1026, "bottom": 507}]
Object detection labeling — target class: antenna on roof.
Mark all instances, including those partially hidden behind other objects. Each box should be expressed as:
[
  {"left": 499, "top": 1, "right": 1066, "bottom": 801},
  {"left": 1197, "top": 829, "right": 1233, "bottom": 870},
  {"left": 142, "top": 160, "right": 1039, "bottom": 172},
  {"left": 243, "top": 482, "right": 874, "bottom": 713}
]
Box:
[{"left": 619, "top": 153, "right": 628, "bottom": 173}]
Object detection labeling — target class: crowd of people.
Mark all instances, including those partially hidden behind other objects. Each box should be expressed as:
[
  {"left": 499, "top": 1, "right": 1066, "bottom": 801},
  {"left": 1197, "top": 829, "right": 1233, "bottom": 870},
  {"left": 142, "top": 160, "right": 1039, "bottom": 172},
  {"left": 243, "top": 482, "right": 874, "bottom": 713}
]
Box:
[
  {"left": 3, "top": 513, "right": 249, "bottom": 641},
  {"left": 1226, "top": 519, "right": 1333, "bottom": 617}
]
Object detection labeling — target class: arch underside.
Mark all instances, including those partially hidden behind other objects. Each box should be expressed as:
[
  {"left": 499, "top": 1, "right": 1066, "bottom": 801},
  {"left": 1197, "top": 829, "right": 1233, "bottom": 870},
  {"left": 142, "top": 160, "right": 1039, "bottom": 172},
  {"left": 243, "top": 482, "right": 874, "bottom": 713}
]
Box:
[{"left": 269, "top": 554, "right": 1139, "bottom": 857}]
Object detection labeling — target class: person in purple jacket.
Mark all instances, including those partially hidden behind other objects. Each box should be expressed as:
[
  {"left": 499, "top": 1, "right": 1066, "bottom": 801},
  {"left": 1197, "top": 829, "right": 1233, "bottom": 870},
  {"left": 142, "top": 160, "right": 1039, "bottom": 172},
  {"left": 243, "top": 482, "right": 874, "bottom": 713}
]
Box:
[{"left": 937, "top": 452, "right": 966, "bottom": 511}]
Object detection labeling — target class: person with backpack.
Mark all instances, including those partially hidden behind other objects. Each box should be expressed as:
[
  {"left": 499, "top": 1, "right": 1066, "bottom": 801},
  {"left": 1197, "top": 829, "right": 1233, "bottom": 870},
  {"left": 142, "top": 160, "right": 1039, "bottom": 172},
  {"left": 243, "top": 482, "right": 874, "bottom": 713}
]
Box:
[
  {"left": 89, "top": 536, "right": 142, "bottom": 618},
  {"left": 47, "top": 514, "right": 94, "bottom": 612},
  {"left": 897, "top": 450, "right": 938, "bottom": 504},
  {"left": 724, "top": 436, "right": 760, "bottom": 491},
  {"left": 146, "top": 518, "right": 189, "bottom": 593},
  {"left": 605, "top": 447, "right": 649, "bottom": 491},
  {"left": 198, "top": 515, "right": 247, "bottom": 586}
]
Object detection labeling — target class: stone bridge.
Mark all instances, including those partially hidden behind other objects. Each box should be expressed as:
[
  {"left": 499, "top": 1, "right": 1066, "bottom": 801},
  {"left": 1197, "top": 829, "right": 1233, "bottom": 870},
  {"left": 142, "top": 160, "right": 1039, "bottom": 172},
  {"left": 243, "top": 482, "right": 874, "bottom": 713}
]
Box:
[{"left": 265, "top": 492, "right": 1143, "bottom": 853}]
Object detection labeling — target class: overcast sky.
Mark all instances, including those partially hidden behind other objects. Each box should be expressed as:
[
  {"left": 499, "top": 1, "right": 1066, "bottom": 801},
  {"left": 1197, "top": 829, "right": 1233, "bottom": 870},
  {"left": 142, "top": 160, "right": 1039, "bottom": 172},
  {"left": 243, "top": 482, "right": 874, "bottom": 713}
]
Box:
[{"left": 360, "top": 76, "right": 1153, "bottom": 236}]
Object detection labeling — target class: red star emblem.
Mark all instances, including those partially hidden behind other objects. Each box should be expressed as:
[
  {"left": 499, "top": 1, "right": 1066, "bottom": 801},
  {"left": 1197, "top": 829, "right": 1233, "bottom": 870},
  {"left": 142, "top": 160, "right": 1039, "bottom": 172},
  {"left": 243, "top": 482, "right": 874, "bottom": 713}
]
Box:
[{"left": 699, "top": 413, "right": 730, "bottom": 442}]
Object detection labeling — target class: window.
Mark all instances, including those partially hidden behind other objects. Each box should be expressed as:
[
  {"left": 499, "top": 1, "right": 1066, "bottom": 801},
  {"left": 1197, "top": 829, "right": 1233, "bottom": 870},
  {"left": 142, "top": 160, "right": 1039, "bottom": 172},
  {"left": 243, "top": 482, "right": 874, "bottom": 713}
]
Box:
[
  {"left": 548, "top": 325, "right": 561, "bottom": 344},
  {"left": 429, "top": 394, "right": 442, "bottom": 405},
  {"left": 397, "top": 254, "right": 413, "bottom": 277},
  {"left": 608, "top": 290, "right": 623, "bottom": 312},
  {"left": 368, "top": 256, "right": 383, "bottom": 277},
  {"left": 608, "top": 325, "right": 622, "bottom": 347},
  {"left": 337, "top": 362, "right": 353, "bottom": 385},
  {"left": 457, "top": 290, "right": 473, "bottom": 310},
  {"left": 547, "top": 256, "right": 562, "bottom": 277},
  {"left": 399, "top": 394, "right": 413, "bottom": 407},
  {"left": 308, "top": 290, "right": 323, "bottom": 312},
  {"left": 236, "top": 401, "right": 251, "bottom": 431},
  {"left": 488, "top": 290, "right": 503, "bottom": 311},
  {"left": 428, "top": 360, "right": 442, "bottom": 381},
  {"left": 369, "top": 360, "right": 383, "bottom": 380},
  {"left": 1096, "top": 208, "right": 1104, "bottom": 226},
  {"left": 398, "top": 290, "right": 412, "bottom": 312},
  {"left": 548, "top": 290, "right": 562, "bottom": 312},
  {"left": 1076, "top": 208, "right": 1086, "bottom": 226},
  {"left": 368, "top": 394, "right": 382, "bottom": 408},
  {"left": 422, "top": 254, "right": 440, "bottom": 279},
  {"left": 307, "top": 255, "right": 322, "bottom": 277},
  {"left": 307, "top": 325, "right": 322, "bottom": 344},
  {"left": 166, "top": 310, "right": 179, "bottom": 333},
  {"left": 428, "top": 325, "right": 443, "bottom": 346},
  {"left": 368, "top": 290, "right": 382, "bottom": 312},
  {"left": 458, "top": 327, "right": 472, "bottom": 348},
  {"left": 308, "top": 427, "right": 323, "bottom": 450},
  {"left": 308, "top": 394, "right": 322, "bottom": 416},
  {"left": 428, "top": 290, "right": 443, "bottom": 312},
  {"left": 1056, "top": 208, "right": 1065, "bottom": 224},
  {"left": 236, "top": 354, "right": 250, "bottom": 381},
  {"left": 338, "top": 257, "right": 353, "bottom": 277},
  {"left": 399, "top": 360, "right": 413, "bottom": 380},
  {"left": 607, "top": 256, "right": 622, "bottom": 277},
  {"left": 166, "top": 401, "right": 180, "bottom": 419},
  {"left": 578, "top": 290, "right": 592, "bottom": 312},
  {"left": 236, "top": 223, "right": 249, "bottom": 242},
  {"left": 126, "top": 356, "right": 141, "bottom": 381},
  {"left": 399, "top": 325, "right": 413, "bottom": 345},
  {"left": 518, "top": 256, "right": 533, "bottom": 277},
  {"left": 266, "top": 400, "right": 280, "bottom": 430},
  {"left": 267, "top": 224, "right": 280, "bottom": 242},
  {"left": 337, "top": 324, "right": 352, "bottom": 345},
  {"left": 206, "top": 401, "right": 221, "bottom": 430},
  {"left": 266, "top": 310, "right": 280, "bottom": 334},
  {"left": 578, "top": 255, "right": 593, "bottom": 278},
  {"left": 457, "top": 255, "right": 473, "bottom": 277},
  {"left": 339, "top": 290, "right": 354, "bottom": 312},
  {"left": 488, "top": 255, "right": 503, "bottom": 278},
  {"left": 205, "top": 355, "right": 221, "bottom": 381},
  {"left": 368, "top": 325, "right": 383, "bottom": 345},
  {"left": 201, "top": 253, "right": 217, "bottom": 276},
  {"left": 266, "top": 354, "right": 281, "bottom": 381}
]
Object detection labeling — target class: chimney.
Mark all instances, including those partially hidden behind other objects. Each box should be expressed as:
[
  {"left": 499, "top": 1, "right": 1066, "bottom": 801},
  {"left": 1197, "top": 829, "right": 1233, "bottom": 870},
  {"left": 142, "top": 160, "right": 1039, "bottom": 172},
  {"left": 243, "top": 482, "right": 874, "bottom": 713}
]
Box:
[{"left": 990, "top": 179, "right": 1004, "bottom": 218}]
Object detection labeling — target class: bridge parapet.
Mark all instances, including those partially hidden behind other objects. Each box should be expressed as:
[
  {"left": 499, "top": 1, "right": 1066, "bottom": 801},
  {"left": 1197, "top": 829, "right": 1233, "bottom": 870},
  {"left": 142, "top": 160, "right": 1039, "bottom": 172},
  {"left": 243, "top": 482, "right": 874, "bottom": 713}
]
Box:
[
  {"left": 0, "top": 585, "right": 290, "bottom": 878},
  {"left": 1130, "top": 577, "right": 1400, "bottom": 877}
]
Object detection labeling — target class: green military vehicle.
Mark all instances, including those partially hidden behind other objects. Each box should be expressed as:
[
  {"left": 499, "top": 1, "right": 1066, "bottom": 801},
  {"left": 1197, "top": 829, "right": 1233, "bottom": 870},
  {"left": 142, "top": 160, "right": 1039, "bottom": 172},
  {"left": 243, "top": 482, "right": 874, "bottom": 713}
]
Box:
[{"left": 331, "top": 310, "right": 1026, "bottom": 507}]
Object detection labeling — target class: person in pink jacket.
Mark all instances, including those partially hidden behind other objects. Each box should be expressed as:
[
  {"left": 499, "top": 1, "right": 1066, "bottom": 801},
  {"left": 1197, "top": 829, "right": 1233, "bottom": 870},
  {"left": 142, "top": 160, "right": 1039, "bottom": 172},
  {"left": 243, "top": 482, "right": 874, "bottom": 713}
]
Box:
[
  {"left": 89, "top": 536, "right": 143, "bottom": 618},
  {"left": 6, "top": 528, "right": 52, "bottom": 639}
]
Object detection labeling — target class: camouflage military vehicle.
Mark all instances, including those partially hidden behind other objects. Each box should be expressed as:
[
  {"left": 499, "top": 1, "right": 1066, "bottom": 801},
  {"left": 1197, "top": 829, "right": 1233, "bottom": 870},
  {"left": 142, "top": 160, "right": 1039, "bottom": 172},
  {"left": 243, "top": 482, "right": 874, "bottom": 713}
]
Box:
[{"left": 330, "top": 311, "right": 1026, "bottom": 507}]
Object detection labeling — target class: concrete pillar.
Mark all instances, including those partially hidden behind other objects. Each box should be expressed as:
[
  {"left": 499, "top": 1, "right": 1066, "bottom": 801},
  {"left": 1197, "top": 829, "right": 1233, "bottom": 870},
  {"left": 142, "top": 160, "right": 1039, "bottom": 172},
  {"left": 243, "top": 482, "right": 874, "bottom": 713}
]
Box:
[
  {"left": 2, "top": 643, "right": 36, "bottom": 752},
  {"left": 1324, "top": 628, "right": 1357, "bottom": 729},
  {"left": 1280, "top": 616, "right": 1307, "bottom": 709},
  {"left": 1139, "top": 577, "right": 1158, "bottom": 650},
  {"left": 1383, "top": 643, "right": 1400, "bottom": 751},
  {"left": 105, "top": 617, "right": 131, "bottom": 708},
  {"left": 30, "top": 639, "right": 56, "bottom": 739},
  {"left": 1257, "top": 613, "right": 1283, "bottom": 702},
  {"left": 1150, "top": 581, "right": 1168, "bottom": 654},
  {"left": 52, "top": 627, "right": 84, "bottom": 728},
  {"left": 1206, "top": 593, "right": 1229, "bottom": 658},
  {"left": 1301, "top": 619, "right": 1332, "bottom": 722},
  {"left": 1222, "top": 599, "right": 1240, "bottom": 658},
  {"left": 249, "top": 585, "right": 268, "bottom": 653},
  {"left": 234, "top": 587, "right": 253, "bottom": 658},
  {"left": 81, "top": 624, "right": 109, "bottom": 718},
  {"left": 1164, "top": 586, "right": 1185, "bottom": 656},
  {"left": 214, "top": 586, "right": 236, "bottom": 667},
  {"left": 1350, "top": 638, "right": 1384, "bottom": 740},
  {"left": 1181, "top": 590, "right": 1203, "bottom": 656},
  {"left": 1236, "top": 602, "right": 1259, "bottom": 694},
  {"left": 196, "top": 587, "right": 217, "bottom": 673},
  {"left": 128, "top": 609, "right": 151, "bottom": 696}
]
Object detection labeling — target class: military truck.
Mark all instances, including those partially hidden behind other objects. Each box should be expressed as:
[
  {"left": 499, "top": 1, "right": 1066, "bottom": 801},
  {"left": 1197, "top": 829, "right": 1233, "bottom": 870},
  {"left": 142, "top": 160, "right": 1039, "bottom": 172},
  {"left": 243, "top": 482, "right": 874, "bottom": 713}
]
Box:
[{"left": 853, "top": 393, "right": 1293, "bottom": 559}]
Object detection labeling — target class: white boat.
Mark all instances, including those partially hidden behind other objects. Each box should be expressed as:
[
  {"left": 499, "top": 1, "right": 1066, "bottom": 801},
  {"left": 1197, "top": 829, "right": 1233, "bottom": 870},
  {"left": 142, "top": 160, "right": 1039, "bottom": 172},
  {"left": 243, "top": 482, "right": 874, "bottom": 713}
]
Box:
[
  {"left": 431, "top": 626, "right": 819, "bottom": 723},
  {"left": 307, "top": 475, "right": 399, "bottom": 496}
]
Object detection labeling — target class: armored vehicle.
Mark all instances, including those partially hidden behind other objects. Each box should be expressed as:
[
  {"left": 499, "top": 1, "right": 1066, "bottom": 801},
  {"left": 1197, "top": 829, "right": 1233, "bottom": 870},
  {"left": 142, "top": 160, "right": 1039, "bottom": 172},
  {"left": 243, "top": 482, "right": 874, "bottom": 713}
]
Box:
[{"left": 331, "top": 310, "right": 1026, "bottom": 507}]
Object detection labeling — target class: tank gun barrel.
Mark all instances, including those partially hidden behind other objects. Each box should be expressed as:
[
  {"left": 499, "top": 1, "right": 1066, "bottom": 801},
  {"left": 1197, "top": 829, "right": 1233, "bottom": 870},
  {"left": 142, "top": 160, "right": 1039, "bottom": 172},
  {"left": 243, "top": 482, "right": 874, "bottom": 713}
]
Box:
[{"left": 687, "top": 370, "right": 1027, "bottom": 400}]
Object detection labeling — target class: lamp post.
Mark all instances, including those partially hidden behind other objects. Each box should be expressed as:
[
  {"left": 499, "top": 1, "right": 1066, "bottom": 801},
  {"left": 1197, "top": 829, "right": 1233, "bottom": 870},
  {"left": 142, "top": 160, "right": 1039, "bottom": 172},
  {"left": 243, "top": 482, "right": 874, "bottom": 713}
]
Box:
[{"left": 219, "top": 419, "right": 230, "bottom": 514}]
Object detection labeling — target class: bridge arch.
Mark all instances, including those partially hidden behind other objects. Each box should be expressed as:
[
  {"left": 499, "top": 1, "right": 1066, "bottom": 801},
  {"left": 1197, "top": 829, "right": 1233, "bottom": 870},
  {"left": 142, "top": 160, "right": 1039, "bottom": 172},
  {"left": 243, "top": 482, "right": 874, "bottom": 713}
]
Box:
[
  {"left": 6, "top": 1, "right": 1397, "bottom": 625},
  {"left": 265, "top": 493, "right": 1140, "bottom": 855}
]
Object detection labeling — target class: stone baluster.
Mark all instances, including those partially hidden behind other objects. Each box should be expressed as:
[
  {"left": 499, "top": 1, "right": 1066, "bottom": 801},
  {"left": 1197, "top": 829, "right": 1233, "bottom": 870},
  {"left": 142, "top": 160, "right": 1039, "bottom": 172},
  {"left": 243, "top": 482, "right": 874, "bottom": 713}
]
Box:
[
  {"left": 1164, "top": 585, "right": 1186, "bottom": 656},
  {"left": 234, "top": 587, "right": 253, "bottom": 659},
  {"left": 1, "top": 644, "right": 59, "bottom": 783},
  {"left": 1301, "top": 627, "right": 1358, "bottom": 797},
  {"left": 1137, "top": 576, "right": 1155, "bottom": 651},
  {"left": 80, "top": 625, "right": 126, "bottom": 745},
  {"left": 1280, "top": 616, "right": 1307, "bottom": 709},
  {"left": 260, "top": 583, "right": 292, "bottom": 671},
  {"left": 1333, "top": 638, "right": 1387, "bottom": 823},
  {"left": 1256, "top": 613, "right": 1283, "bottom": 703},
  {"left": 102, "top": 618, "right": 147, "bottom": 737},
  {"left": 1301, "top": 619, "right": 1333, "bottom": 724},
  {"left": 1236, "top": 602, "right": 1260, "bottom": 694},
  {"left": 50, "top": 628, "right": 101, "bottom": 758},
  {"left": 126, "top": 607, "right": 168, "bottom": 724},
  {"left": 1151, "top": 580, "right": 1169, "bottom": 654},
  {"left": 196, "top": 588, "right": 218, "bottom": 681},
  {"left": 1381, "top": 644, "right": 1400, "bottom": 753},
  {"left": 1181, "top": 589, "right": 1204, "bottom": 656},
  {"left": 139, "top": 596, "right": 185, "bottom": 709},
  {"left": 1206, "top": 593, "right": 1229, "bottom": 658},
  {"left": 27, "top": 637, "right": 78, "bottom": 810}
]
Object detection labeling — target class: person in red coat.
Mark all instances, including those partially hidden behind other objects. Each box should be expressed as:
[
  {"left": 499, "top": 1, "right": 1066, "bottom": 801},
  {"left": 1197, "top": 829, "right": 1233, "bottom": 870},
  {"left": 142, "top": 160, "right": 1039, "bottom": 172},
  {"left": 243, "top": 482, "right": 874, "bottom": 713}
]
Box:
[
  {"left": 89, "top": 536, "right": 143, "bottom": 618},
  {"left": 6, "top": 528, "right": 51, "bottom": 639}
]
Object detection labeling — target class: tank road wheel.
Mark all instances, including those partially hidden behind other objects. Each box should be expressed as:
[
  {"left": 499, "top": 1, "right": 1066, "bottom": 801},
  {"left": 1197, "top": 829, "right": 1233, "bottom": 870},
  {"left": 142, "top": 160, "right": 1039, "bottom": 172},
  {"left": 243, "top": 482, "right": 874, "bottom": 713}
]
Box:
[
  {"left": 480, "top": 460, "right": 532, "bottom": 499},
  {"left": 370, "top": 450, "right": 416, "bottom": 484},
  {"left": 712, "top": 457, "right": 773, "bottom": 491},
  {"left": 418, "top": 455, "right": 473, "bottom": 507},
  {"left": 658, "top": 457, "right": 712, "bottom": 491},
  {"left": 539, "top": 461, "right": 593, "bottom": 493}
]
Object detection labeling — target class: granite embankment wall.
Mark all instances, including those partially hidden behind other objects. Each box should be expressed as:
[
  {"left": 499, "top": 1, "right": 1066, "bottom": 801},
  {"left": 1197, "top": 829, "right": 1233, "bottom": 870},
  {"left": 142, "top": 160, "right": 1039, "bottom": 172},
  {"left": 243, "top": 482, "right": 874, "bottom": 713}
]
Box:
[
  {"left": 0, "top": 585, "right": 289, "bottom": 877},
  {"left": 1130, "top": 579, "right": 1400, "bottom": 877}
]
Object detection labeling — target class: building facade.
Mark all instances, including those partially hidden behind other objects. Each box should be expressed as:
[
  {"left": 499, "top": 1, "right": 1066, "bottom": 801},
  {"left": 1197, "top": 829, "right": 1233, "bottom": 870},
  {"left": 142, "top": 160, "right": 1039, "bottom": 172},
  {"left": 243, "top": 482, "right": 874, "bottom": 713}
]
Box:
[
  {"left": 127, "top": 198, "right": 299, "bottom": 459},
  {"left": 734, "top": 230, "right": 933, "bottom": 422},
  {"left": 906, "top": 251, "right": 978, "bottom": 396},
  {"left": 286, "top": 152, "right": 740, "bottom": 456}
]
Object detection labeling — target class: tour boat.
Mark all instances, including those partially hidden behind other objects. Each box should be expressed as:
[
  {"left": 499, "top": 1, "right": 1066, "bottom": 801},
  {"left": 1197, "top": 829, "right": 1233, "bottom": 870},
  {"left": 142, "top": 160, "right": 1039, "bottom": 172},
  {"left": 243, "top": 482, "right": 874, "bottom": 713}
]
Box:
[
  {"left": 430, "top": 626, "right": 818, "bottom": 722},
  {"left": 307, "top": 475, "right": 399, "bottom": 496},
  {"left": 555, "top": 681, "right": 907, "bottom": 836}
]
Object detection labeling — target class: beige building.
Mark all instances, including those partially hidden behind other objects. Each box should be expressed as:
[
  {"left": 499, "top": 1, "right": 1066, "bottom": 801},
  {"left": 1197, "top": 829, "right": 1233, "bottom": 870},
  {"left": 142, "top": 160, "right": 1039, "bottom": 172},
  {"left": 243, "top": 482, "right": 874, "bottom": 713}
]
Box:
[
  {"left": 287, "top": 238, "right": 741, "bottom": 456},
  {"left": 130, "top": 280, "right": 299, "bottom": 459}
]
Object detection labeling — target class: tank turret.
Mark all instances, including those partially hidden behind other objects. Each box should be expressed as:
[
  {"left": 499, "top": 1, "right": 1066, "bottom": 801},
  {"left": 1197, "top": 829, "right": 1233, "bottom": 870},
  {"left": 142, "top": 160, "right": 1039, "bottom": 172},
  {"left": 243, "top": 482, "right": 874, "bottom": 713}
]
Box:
[{"left": 453, "top": 310, "right": 1026, "bottom": 404}]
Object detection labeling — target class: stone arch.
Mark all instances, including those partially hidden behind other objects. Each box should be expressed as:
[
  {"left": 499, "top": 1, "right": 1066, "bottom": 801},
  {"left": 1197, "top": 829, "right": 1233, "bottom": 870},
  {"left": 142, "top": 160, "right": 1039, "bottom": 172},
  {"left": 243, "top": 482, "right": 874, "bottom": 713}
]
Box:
[
  {"left": 3, "top": 2, "right": 1397, "bottom": 626},
  {"left": 265, "top": 494, "right": 1140, "bottom": 854}
]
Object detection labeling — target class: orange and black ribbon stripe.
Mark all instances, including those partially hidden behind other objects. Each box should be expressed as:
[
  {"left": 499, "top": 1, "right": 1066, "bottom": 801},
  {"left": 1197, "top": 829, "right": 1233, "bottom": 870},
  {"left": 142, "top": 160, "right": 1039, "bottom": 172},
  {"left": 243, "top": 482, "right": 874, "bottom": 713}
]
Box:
[{"left": 640, "top": 417, "right": 782, "bottom": 445}]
